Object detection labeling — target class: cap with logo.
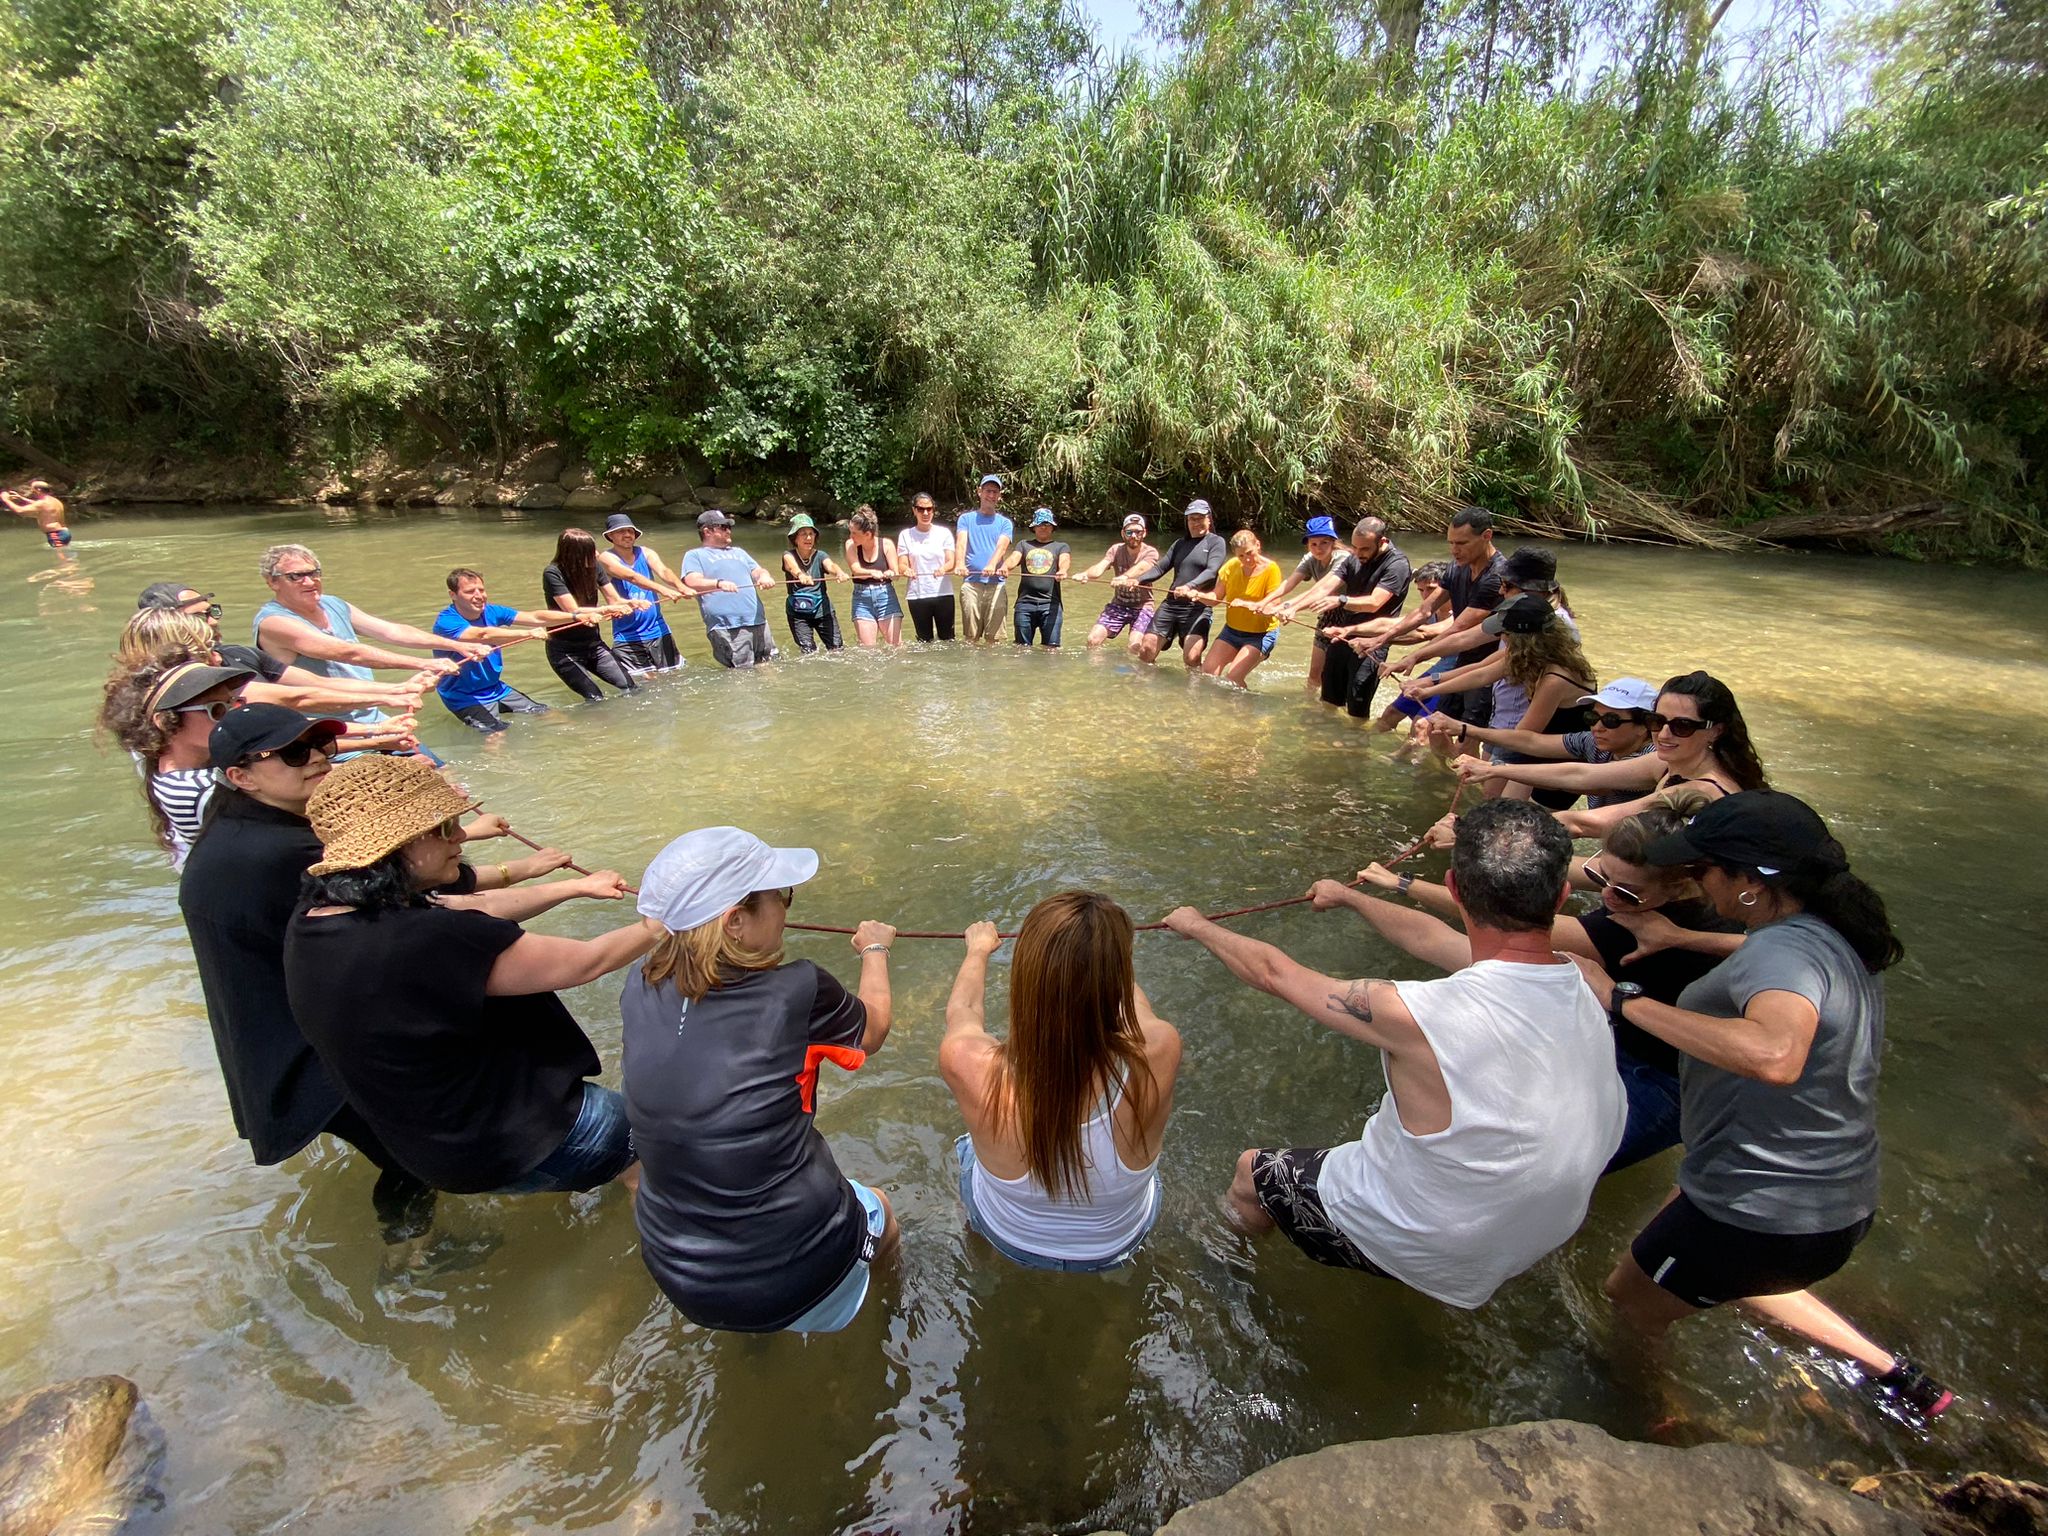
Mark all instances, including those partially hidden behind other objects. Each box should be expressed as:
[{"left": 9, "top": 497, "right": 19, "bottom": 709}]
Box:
[
  {"left": 1643, "top": 790, "right": 1849, "bottom": 879},
  {"left": 638, "top": 827, "right": 822, "bottom": 932},
  {"left": 1121, "top": 514, "right": 1147, "bottom": 533},
  {"left": 209, "top": 703, "right": 344, "bottom": 769},
  {"left": 1577, "top": 677, "right": 1660, "bottom": 713}
]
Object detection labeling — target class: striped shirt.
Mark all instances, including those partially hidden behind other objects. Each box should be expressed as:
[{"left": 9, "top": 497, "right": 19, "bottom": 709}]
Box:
[{"left": 149, "top": 767, "right": 217, "bottom": 869}]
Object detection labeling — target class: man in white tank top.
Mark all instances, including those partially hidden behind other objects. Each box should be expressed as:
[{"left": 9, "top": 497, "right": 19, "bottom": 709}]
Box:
[{"left": 1163, "top": 800, "right": 1624, "bottom": 1309}]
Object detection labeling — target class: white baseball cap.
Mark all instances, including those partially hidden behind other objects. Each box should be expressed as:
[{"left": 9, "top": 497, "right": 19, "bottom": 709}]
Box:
[
  {"left": 1576, "top": 677, "right": 1660, "bottom": 712},
  {"left": 637, "top": 827, "right": 820, "bottom": 931}
]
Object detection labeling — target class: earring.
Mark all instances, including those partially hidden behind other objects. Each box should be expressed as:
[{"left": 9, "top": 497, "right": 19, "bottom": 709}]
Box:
[{"left": 1737, "top": 890, "right": 1758, "bottom": 908}]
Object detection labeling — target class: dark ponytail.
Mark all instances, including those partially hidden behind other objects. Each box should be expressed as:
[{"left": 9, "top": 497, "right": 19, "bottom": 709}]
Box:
[
  {"left": 298, "top": 849, "right": 436, "bottom": 917},
  {"left": 1729, "top": 840, "right": 1904, "bottom": 973},
  {"left": 1661, "top": 671, "right": 1768, "bottom": 791}
]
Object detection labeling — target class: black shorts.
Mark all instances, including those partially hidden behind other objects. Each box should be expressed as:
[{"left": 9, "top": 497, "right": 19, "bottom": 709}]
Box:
[
  {"left": 1250, "top": 1147, "right": 1396, "bottom": 1278},
  {"left": 1150, "top": 599, "right": 1212, "bottom": 648},
  {"left": 1630, "top": 1190, "right": 1873, "bottom": 1309},
  {"left": 1435, "top": 685, "right": 1493, "bottom": 728}
]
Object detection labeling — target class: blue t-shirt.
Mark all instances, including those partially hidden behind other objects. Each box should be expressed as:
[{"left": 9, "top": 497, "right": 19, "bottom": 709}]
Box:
[
  {"left": 682, "top": 546, "right": 766, "bottom": 629},
  {"left": 433, "top": 602, "right": 516, "bottom": 707},
  {"left": 958, "top": 513, "right": 1014, "bottom": 585},
  {"left": 608, "top": 546, "right": 671, "bottom": 644},
  {"left": 252, "top": 595, "right": 382, "bottom": 724}
]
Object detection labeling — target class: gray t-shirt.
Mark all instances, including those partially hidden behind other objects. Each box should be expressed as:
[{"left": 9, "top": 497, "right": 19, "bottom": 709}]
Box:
[
  {"left": 1676, "top": 914, "right": 1883, "bottom": 1233},
  {"left": 621, "top": 959, "right": 869, "bottom": 1331}
]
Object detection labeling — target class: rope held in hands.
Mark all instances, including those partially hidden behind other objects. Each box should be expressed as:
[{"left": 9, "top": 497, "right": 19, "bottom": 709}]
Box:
[{"left": 490, "top": 782, "right": 1467, "bottom": 941}]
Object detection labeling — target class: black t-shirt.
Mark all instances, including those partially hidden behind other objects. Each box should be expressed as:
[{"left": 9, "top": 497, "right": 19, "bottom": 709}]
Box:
[
  {"left": 540, "top": 563, "right": 606, "bottom": 652},
  {"left": 217, "top": 642, "right": 287, "bottom": 684},
  {"left": 1324, "top": 543, "right": 1412, "bottom": 633},
  {"left": 622, "top": 959, "right": 869, "bottom": 1332},
  {"left": 1444, "top": 550, "right": 1509, "bottom": 668},
  {"left": 1581, "top": 897, "right": 1745, "bottom": 1075},
  {"left": 284, "top": 902, "right": 601, "bottom": 1192},
  {"left": 1016, "top": 538, "right": 1069, "bottom": 606},
  {"left": 178, "top": 791, "right": 343, "bottom": 1164}
]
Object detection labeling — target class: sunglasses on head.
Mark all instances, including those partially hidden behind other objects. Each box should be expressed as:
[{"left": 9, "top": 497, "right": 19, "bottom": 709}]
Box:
[
  {"left": 1583, "top": 860, "right": 1647, "bottom": 906},
  {"left": 250, "top": 733, "right": 338, "bottom": 768},
  {"left": 174, "top": 698, "right": 233, "bottom": 722},
  {"left": 1592, "top": 710, "right": 1649, "bottom": 731},
  {"left": 1647, "top": 712, "right": 1712, "bottom": 738}
]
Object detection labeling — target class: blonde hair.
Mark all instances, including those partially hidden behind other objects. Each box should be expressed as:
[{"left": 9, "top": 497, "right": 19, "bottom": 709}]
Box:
[
  {"left": 644, "top": 894, "right": 784, "bottom": 1002},
  {"left": 115, "top": 608, "right": 214, "bottom": 670}
]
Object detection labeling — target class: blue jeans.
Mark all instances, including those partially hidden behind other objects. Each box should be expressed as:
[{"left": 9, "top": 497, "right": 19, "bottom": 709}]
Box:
[
  {"left": 782, "top": 1181, "right": 888, "bottom": 1333},
  {"left": 492, "top": 1083, "right": 637, "bottom": 1193},
  {"left": 1606, "top": 1055, "right": 1682, "bottom": 1175},
  {"left": 954, "top": 1135, "right": 1157, "bottom": 1272},
  {"left": 1013, "top": 603, "right": 1063, "bottom": 647}
]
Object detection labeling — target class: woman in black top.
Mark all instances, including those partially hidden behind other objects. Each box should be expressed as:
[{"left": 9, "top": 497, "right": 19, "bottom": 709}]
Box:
[
  {"left": 541, "top": 527, "right": 639, "bottom": 701},
  {"left": 285, "top": 753, "right": 657, "bottom": 1197}
]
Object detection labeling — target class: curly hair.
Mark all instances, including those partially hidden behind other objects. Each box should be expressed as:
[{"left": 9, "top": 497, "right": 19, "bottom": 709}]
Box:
[
  {"left": 1504, "top": 616, "right": 1595, "bottom": 692},
  {"left": 96, "top": 659, "right": 195, "bottom": 853}
]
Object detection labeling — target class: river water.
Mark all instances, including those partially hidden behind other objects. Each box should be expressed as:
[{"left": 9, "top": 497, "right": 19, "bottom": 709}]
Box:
[{"left": 3, "top": 505, "right": 2044, "bottom": 1533}]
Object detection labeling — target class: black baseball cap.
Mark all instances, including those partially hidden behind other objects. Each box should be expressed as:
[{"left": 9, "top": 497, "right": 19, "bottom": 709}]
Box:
[
  {"left": 1644, "top": 790, "right": 1848, "bottom": 878},
  {"left": 208, "top": 704, "right": 344, "bottom": 769},
  {"left": 1502, "top": 546, "right": 1558, "bottom": 592},
  {"left": 1480, "top": 592, "right": 1555, "bottom": 636},
  {"left": 138, "top": 581, "right": 209, "bottom": 610}
]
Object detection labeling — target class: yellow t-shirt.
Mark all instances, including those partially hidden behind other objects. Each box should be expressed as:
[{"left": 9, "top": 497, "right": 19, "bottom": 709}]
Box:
[{"left": 1216, "top": 556, "right": 1282, "bottom": 634}]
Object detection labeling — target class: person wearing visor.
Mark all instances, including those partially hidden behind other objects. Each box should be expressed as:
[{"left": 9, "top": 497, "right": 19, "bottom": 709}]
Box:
[
  {"left": 1073, "top": 513, "right": 1161, "bottom": 651},
  {"left": 95, "top": 658, "right": 253, "bottom": 867},
  {"left": 1003, "top": 508, "right": 1071, "bottom": 648},
  {"left": 1570, "top": 790, "right": 1954, "bottom": 1421},
  {"left": 594, "top": 513, "right": 689, "bottom": 675},
  {"left": 682, "top": 509, "right": 779, "bottom": 667},
  {"left": 1125, "top": 499, "right": 1226, "bottom": 669},
  {"left": 285, "top": 754, "right": 650, "bottom": 1200},
  {"left": 623, "top": 828, "right": 899, "bottom": 1333},
  {"left": 956, "top": 473, "right": 1014, "bottom": 644}
]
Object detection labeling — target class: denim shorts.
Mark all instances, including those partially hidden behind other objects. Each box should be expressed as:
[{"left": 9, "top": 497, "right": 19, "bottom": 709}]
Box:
[
  {"left": 782, "top": 1181, "right": 888, "bottom": 1332},
  {"left": 1216, "top": 625, "right": 1278, "bottom": 656},
  {"left": 851, "top": 583, "right": 903, "bottom": 622},
  {"left": 954, "top": 1134, "right": 1157, "bottom": 1272},
  {"left": 492, "top": 1082, "right": 637, "bottom": 1194}
]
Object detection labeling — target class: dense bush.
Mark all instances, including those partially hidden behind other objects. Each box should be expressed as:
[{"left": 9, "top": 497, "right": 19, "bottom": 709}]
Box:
[{"left": 0, "top": 0, "right": 2041, "bottom": 554}]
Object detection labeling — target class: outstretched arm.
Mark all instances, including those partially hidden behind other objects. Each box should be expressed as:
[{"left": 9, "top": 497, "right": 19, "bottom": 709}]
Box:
[
  {"left": 1161, "top": 907, "right": 1414, "bottom": 1052},
  {"left": 1309, "top": 880, "right": 1470, "bottom": 973}
]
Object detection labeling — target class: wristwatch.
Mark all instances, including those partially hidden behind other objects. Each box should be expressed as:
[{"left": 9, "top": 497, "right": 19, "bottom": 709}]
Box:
[{"left": 1608, "top": 981, "right": 1645, "bottom": 1027}]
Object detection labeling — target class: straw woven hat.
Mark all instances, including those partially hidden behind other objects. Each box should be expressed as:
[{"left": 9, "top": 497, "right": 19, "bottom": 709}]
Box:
[{"left": 306, "top": 753, "right": 478, "bottom": 875}]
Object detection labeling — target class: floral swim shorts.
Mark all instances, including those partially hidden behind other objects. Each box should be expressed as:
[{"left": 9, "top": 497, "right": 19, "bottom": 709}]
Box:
[{"left": 1095, "top": 596, "right": 1157, "bottom": 638}]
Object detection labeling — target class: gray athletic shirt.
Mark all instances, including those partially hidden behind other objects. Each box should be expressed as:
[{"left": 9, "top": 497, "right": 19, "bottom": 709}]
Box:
[
  {"left": 621, "top": 959, "right": 869, "bottom": 1332},
  {"left": 1675, "top": 914, "right": 1883, "bottom": 1233}
]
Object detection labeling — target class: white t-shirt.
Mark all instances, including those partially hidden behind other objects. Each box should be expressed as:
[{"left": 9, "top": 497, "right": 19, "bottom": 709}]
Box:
[
  {"left": 898, "top": 524, "right": 955, "bottom": 600},
  {"left": 1316, "top": 958, "right": 1625, "bottom": 1309}
]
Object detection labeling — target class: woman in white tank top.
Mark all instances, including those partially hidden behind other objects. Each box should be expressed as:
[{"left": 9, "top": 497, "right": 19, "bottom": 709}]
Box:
[{"left": 938, "top": 892, "right": 1182, "bottom": 1271}]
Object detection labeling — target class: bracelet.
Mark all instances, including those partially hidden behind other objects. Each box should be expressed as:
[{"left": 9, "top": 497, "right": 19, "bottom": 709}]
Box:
[
  {"left": 497, "top": 863, "right": 512, "bottom": 885},
  {"left": 1459, "top": 723, "right": 1469, "bottom": 743},
  {"left": 861, "top": 943, "right": 891, "bottom": 955},
  {"left": 1398, "top": 874, "right": 1414, "bottom": 894}
]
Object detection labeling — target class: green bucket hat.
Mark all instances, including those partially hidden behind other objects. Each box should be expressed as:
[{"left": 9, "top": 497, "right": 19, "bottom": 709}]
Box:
[{"left": 786, "top": 512, "right": 818, "bottom": 542}]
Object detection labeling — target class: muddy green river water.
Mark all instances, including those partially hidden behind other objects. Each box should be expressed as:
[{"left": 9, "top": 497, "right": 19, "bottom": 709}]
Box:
[{"left": 2, "top": 505, "right": 2045, "bottom": 1533}]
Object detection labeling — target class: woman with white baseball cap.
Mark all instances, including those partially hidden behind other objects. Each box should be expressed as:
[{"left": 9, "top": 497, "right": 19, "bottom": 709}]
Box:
[{"left": 622, "top": 828, "right": 900, "bottom": 1333}]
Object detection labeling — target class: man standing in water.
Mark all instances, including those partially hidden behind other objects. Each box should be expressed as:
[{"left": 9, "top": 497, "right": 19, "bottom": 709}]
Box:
[
  {"left": 956, "top": 474, "right": 1014, "bottom": 644},
  {"left": 1292, "top": 516, "right": 1412, "bottom": 720},
  {"left": 4, "top": 478, "right": 70, "bottom": 548},
  {"left": 1074, "top": 514, "right": 1161, "bottom": 650},
  {"left": 1163, "top": 799, "right": 1624, "bottom": 1309},
  {"left": 681, "top": 509, "right": 779, "bottom": 667},
  {"left": 596, "top": 513, "right": 689, "bottom": 674},
  {"left": 431, "top": 567, "right": 591, "bottom": 732},
  {"left": 1004, "top": 508, "right": 1071, "bottom": 648},
  {"left": 1126, "top": 499, "right": 1226, "bottom": 669},
  {"left": 1378, "top": 506, "right": 1508, "bottom": 728}
]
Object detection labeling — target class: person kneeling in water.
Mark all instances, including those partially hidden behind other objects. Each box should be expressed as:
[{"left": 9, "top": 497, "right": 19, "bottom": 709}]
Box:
[
  {"left": 940, "top": 894, "right": 1182, "bottom": 1271},
  {"left": 624, "top": 828, "right": 899, "bottom": 1333}
]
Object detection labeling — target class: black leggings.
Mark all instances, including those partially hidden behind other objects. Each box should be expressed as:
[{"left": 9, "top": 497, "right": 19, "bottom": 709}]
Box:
[
  {"left": 908, "top": 594, "right": 956, "bottom": 642},
  {"left": 547, "top": 641, "right": 638, "bottom": 701}
]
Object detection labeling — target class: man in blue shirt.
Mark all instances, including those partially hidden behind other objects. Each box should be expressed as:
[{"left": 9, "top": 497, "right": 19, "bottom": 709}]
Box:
[
  {"left": 681, "top": 509, "right": 780, "bottom": 667},
  {"left": 955, "top": 473, "right": 1014, "bottom": 644},
  {"left": 432, "top": 567, "right": 585, "bottom": 731}
]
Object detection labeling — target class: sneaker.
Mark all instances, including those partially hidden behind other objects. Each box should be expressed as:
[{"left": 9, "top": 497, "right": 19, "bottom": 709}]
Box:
[{"left": 1872, "top": 1357, "right": 1955, "bottom": 1419}]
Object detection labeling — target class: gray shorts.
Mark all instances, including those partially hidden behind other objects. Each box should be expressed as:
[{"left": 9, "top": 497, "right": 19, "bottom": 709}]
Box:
[{"left": 707, "top": 624, "right": 778, "bottom": 668}]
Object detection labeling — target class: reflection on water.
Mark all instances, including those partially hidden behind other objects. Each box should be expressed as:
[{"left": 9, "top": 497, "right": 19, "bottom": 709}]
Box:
[{"left": 2, "top": 506, "right": 2045, "bottom": 1534}]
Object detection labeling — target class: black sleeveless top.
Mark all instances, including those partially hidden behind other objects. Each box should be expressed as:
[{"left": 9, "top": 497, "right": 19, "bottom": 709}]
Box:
[{"left": 849, "top": 537, "right": 891, "bottom": 586}]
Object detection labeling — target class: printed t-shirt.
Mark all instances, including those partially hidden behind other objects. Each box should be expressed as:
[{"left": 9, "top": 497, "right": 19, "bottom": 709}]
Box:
[
  {"left": 1578, "top": 897, "right": 1744, "bottom": 1075},
  {"left": 1015, "top": 538, "right": 1069, "bottom": 606},
  {"left": 622, "top": 959, "right": 871, "bottom": 1332},
  {"left": 898, "top": 524, "right": 955, "bottom": 600},
  {"left": 681, "top": 546, "right": 767, "bottom": 629},
  {"left": 433, "top": 602, "right": 517, "bottom": 707},
  {"left": 284, "top": 902, "right": 600, "bottom": 1193},
  {"left": 253, "top": 595, "right": 383, "bottom": 724},
  {"left": 958, "top": 513, "right": 1014, "bottom": 584},
  {"left": 605, "top": 546, "right": 671, "bottom": 644},
  {"left": 1444, "top": 550, "right": 1510, "bottom": 668},
  {"left": 1674, "top": 914, "right": 1883, "bottom": 1233},
  {"left": 1215, "top": 556, "right": 1282, "bottom": 633}
]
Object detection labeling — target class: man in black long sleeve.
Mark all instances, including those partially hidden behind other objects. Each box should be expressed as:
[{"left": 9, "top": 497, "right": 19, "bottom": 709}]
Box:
[{"left": 1127, "top": 499, "right": 1227, "bottom": 668}]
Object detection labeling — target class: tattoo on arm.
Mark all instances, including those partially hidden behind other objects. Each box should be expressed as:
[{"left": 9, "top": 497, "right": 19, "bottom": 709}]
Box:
[{"left": 1327, "top": 980, "right": 1380, "bottom": 1024}]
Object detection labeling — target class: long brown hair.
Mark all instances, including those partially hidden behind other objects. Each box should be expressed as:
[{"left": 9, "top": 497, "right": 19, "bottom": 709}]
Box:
[
  {"left": 982, "top": 891, "right": 1156, "bottom": 1201},
  {"left": 1504, "top": 616, "right": 1595, "bottom": 692},
  {"left": 553, "top": 527, "right": 601, "bottom": 607},
  {"left": 96, "top": 658, "right": 195, "bottom": 854}
]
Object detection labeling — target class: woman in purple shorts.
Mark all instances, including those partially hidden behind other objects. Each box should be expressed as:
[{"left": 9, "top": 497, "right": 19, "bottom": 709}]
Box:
[{"left": 1076, "top": 514, "right": 1161, "bottom": 650}]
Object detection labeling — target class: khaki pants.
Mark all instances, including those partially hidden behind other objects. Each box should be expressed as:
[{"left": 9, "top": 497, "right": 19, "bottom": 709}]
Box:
[{"left": 960, "top": 581, "right": 1009, "bottom": 642}]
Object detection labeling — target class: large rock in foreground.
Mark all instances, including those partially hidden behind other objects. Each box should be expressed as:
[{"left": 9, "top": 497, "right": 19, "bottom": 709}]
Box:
[
  {"left": 0, "top": 1376, "right": 140, "bottom": 1536},
  {"left": 1155, "top": 1420, "right": 1922, "bottom": 1536}
]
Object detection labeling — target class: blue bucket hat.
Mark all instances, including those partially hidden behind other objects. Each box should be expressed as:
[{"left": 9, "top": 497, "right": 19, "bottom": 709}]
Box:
[
  {"left": 1030, "top": 507, "right": 1057, "bottom": 527},
  {"left": 1303, "top": 516, "right": 1337, "bottom": 542}
]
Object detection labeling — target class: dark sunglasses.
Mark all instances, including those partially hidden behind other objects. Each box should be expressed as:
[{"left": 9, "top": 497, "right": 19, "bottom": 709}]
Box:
[
  {"left": 185, "top": 601, "right": 225, "bottom": 621},
  {"left": 1592, "top": 710, "right": 1649, "bottom": 731},
  {"left": 251, "top": 733, "right": 338, "bottom": 768},
  {"left": 175, "top": 699, "right": 233, "bottom": 722},
  {"left": 754, "top": 886, "right": 794, "bottom": 909},
  {"left": 1583, "top": 860, "right": 1647, "bottom": 906},
  {"left": 1647, "top": 712, "right": 1711, "bottom": 738},
  {"left": 277, "top": 567, "right": 322, "bottom": 583}
]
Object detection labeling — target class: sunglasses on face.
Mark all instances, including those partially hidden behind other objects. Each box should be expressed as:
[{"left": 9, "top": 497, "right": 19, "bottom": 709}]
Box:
[
  {"left": 251, "top": 734, "right": 338, "bottom": 768},
  {"left": 175, "top": 699, "right": 233, "bottom": 722},
  {"left": 184, "top": 601, "right": 224, "bottom": 620},
  {"left": 1583, "top": 861, "right": 1647, "bottom": 906},
  {"left": 755, "top": 887, "right": 794, "bottom": 909},
  {"left": 1592, "top": 711, "right": 1648, "bottom": 731},
  {"left": 432, "top": 817, "right": 465, "bottom": 841},
  {"left": 1647, "top": 713, "right": 1711, "bottom": 738},
  {"left": 277, "top": 568, "right": 321, "bottom": 583}
]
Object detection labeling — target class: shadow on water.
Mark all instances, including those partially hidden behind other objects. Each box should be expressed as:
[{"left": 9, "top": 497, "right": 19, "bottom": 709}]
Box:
[{"left": 1, "top": 508, "right": 2044, "bottom": 1533}]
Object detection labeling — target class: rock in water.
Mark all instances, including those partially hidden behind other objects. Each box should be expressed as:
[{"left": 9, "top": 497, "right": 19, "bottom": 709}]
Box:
[
  {"left": 1150, "top": 1420, "right": 1923, "bottom": 1536},
  {"left": 0, "top": 1376, "right": 139, "bottom": 1536}
]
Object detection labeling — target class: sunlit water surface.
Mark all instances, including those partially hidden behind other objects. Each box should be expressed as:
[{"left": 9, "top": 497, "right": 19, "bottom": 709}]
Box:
[{"left": 3, "top": 505, "right": 2045, "bottom": 1534}]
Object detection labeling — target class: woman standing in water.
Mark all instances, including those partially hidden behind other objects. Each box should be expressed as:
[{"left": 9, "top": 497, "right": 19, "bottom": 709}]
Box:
[
  {"left": 781, "top": 513, "right": 847, "bottom": 653},
  {"left": 1574, "top": 791, "right": 1954, "bottom": 1421},
  {"left": 1198, "top": 529, "right": 1283, "bottom": 685},
  {"left": 623, "top": 827, "right": 899, "bottom": 1332},
  {"left": 97, "top": 658, "right": 254, "bottom": 866},
  {"left": 939, "top": 892, "right": 1182, "bottom": 1271},
  {"left": 541, "top": 527, "right": 640, "bottom": 701},
  {"left": 844, "top": 506, "right": 904, "bottom": 647}
]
